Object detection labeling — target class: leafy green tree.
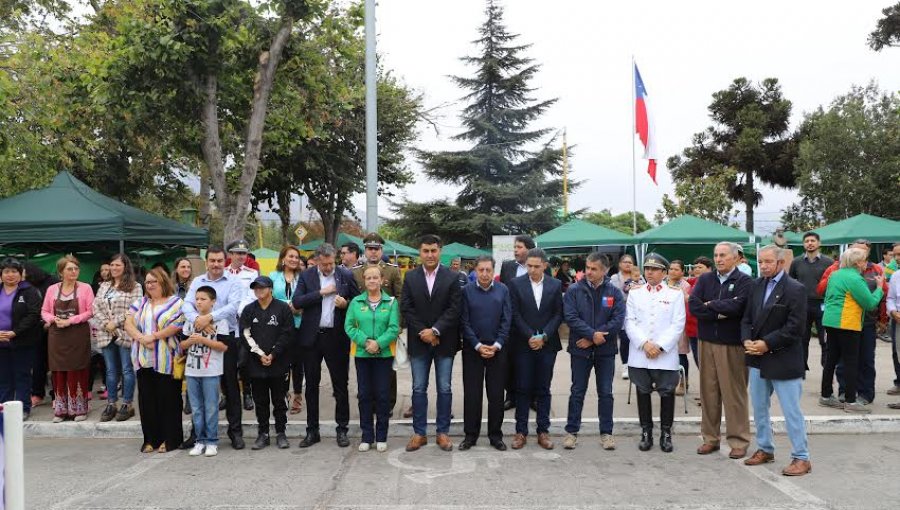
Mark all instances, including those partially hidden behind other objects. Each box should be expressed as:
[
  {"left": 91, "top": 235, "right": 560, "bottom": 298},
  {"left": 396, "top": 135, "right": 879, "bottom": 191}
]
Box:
[
  {"left": 784, "top": 84, "right": 900, "bottom": 225},
  {"left": 582, "top": 209, "right": 652, "bottom": 235},
  {"left": 388, "top": 0, "right": 573, "bottom": 247},
  {"left": 869, "top": 2, "right": 900, "bottom": 51},
  {"left": 655, "top": 166, "right": 739, "bottom": 227},
  {"left": 667, "top": 77, "right": 797, "bottom": 233}
]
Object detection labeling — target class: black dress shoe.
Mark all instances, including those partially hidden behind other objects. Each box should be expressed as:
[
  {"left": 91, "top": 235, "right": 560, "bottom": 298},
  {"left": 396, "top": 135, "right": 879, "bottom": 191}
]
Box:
[
  {"left": 336, "top": 431, "right": 350, "bottom": 448},
  {"left": 243, "top": 393, "right": 255, "bottom": 411},
  {"left": 180, "top": 431, "right": 197, "bottom": 450},
  {"left": 503, "top": 399, "right": 515, "bottom": 411},
  {"left": 458, "top": 437, "right": 477, "bottom": 451},
  {"left": 660, "top": 429, "right": 673, "bottom": 453},
  {"left": 298, "top": 432, "right": 321, "bottom": 448},
  {"left": 638, "top": 428, "right": 653, "bottom": 452},
  {"left": 231, "top": 435, "right": 245, "bottom": 450},
  {"left": 276, "top": 433, "right": 290, "bottom": 449},
  {"left": 490, "top": 439, "right": 507, "bottom": 451},
  {"left": 252, "top": 434, "right": 270, "bottom": 450}
]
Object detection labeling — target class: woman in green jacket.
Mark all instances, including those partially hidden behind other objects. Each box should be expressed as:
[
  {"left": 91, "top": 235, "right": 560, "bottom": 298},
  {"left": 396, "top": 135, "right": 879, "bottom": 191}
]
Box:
[
  {"left": 820, "top": 247, "right": 885, "bottom": 414},
  {"left": 345, "top": 265, "right": 399, "bottom": 452}
]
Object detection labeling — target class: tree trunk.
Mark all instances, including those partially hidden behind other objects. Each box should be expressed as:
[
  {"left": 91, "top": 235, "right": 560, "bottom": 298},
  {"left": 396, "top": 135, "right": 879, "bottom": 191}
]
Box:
[
  {"left": 198, "top": 71, "right": 231, "bottom": 245},
  {"left": 276, "top": 189, "right": 292, "bottom": 246},
  {"left": 198, "top": 169, "right": 211, "bottom": 229},
  {"left": 743, "top": 169, "right": 755, "bottom": 234},
  {"left": 227, "top": 18, "right": 295, "bottom": 244}
]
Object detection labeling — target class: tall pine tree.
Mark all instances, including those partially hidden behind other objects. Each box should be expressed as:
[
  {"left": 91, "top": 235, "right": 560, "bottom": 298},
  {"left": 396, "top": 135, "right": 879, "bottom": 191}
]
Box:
[{"left": 389, "top": 0, "right": 573, "bottom": 247}]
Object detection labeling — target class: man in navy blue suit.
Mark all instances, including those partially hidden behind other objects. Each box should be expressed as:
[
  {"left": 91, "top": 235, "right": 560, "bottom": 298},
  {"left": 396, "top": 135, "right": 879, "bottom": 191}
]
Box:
[
  {"left": 292, "top": 243, "right": 359, "bottom": 448},
  {"left": 508, "top": 248, "right": 563, "bottom": 450}
]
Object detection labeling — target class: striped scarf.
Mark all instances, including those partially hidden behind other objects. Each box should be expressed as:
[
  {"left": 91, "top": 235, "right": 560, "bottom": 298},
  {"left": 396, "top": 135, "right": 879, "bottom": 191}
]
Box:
[{"left": 129, "top": 296, "right": 185, "bottom": 374}]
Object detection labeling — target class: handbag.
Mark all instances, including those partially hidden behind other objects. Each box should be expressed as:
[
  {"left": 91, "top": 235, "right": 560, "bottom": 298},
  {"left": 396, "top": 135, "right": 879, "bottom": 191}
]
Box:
[
  {"left": 392, "top": 334, "right": 409, "bottom": 371},
  {"left": 172, "top": 354, "right": 187, "bottom": 380}
]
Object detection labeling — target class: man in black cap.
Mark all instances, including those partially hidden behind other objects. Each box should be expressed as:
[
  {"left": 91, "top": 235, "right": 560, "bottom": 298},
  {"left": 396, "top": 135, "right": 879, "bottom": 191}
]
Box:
[
  {"left": 624, "top": 253, "right": 686, "bottom": 453},
  {"left": 226, "top": 239, "right": 259, "bottom": 411},
  {"left": 240, "top": 276, "right": 294, "bottom": 450},
  {"left": 352, "top": 232, "right": 404, "bottom": 414}
]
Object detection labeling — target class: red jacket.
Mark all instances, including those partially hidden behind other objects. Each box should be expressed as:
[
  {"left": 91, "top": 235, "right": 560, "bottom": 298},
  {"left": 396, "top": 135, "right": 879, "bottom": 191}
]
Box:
[{"left": 685, "top": 277, "right": 698, "bottom": 338}]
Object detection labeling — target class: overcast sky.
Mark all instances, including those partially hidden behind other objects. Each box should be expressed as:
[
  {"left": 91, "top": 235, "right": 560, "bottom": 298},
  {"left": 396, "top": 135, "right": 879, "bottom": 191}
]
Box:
[{"left": 343, "top": 0, "right": 900, "bottom": 235}]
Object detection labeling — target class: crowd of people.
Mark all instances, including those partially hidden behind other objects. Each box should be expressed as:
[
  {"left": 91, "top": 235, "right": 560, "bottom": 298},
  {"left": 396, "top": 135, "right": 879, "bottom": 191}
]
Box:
[{"left": 0, "top": 231, "right": 898, "bottom": 476}]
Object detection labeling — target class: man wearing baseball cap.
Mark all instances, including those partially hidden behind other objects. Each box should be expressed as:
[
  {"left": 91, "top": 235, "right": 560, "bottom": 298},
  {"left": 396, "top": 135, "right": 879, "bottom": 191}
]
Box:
[
  {"left": 240, "top": 276, "right": 294, "bottom": 450},
  {"left": 624, "top": 253, "right": 686, "bottom": 453}
]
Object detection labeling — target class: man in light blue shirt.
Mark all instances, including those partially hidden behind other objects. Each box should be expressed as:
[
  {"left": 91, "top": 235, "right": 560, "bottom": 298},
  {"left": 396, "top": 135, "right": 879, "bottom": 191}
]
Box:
[{"left": 182, "top": 246, "right": 246, "bottom": 450}]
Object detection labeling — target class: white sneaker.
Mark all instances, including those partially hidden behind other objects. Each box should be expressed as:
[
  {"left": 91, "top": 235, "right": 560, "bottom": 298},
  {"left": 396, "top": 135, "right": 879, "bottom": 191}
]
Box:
[
  {"left": 358, "top": 442, "right": 371, "bottom": 452},
  {"left": 74, "top": 414, "right": 87, "bottom": 422},
  {"left": 204, "top": 445, "right": 218, "bottom": 457},
  {"left": 189, "top": 444, "right": 205, "bottom": 457},
  {"left": 621, "top": 366, "right": 629, "bottom": 380},
  {"left": 52, "top": 416, "right": 64, "bottom": 423},
  {"left": 376, "top": 442, "right": 388, "bottom": 452}
]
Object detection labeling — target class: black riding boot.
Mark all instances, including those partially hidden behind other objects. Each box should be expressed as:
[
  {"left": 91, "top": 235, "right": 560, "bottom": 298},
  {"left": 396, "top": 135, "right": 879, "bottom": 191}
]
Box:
[
  {"left": 660, "top": 394, "right": 675, "bottom": 453},
  {"left": 637, "top": 392, "right": 654, "bottom": 451}
]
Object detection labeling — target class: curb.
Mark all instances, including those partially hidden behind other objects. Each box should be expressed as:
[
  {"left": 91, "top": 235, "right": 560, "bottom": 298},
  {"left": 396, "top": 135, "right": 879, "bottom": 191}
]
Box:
[{"left": 23, "top": 415, "right": 900, "bottom": 439}]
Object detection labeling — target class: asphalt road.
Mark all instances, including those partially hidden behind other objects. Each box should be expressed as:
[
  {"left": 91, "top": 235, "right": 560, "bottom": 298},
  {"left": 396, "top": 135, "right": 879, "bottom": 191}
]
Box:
[{"left": 23, "top": 433, "right": 900, "bottom": 510}]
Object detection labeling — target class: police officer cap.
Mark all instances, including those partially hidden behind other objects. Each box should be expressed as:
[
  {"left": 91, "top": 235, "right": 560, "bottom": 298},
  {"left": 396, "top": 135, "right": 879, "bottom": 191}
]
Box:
[
  {"left": 363, "top": 232, "right": 385, "bottom": 249},
  {"left": 227, "top": 239, "right": 250, "bottom": 253},
  {"left": 642, "top": 253, "right": 669, "bottom": 270}
]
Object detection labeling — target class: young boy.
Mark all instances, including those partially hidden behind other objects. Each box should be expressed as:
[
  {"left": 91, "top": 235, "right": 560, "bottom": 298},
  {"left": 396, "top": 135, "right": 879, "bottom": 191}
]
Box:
[
  {"left": 240, "top": 276, "right": 294, "bottom": 450},
  {"left": 180, "top": 286, "right": 230, "bottom": 457}
]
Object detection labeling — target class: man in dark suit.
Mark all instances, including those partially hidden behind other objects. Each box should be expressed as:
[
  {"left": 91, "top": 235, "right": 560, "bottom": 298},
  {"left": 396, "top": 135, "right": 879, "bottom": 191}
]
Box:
[
  {"left": 499, "top": 235, "right": 536, "bottom": 410},
  {"left": 401, "top": 234, "right": 462, "bottom": 452},
  {"left": 741, "top": 245, "right": 811, "bottom": 477},
  {"left": 508, "top": 248, "right": 563, "bottom": 450},
  {"left": 292, "top": 243, "right": 359, "bottom": 448}
]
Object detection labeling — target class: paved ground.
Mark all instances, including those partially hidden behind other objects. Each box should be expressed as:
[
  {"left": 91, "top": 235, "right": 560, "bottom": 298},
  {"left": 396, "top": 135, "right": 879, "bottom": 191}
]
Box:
[
  {"left": 23, "top": 433, "right": 900, "bottom": 510},
  {"left": 25, "top": 334, "right": 900, "bottom": 431}
]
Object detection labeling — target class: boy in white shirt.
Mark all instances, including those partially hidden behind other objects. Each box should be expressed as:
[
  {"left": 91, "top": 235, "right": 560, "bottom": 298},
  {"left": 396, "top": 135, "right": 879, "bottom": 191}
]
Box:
[{"left": 180, "top": 286, "right": 230, "bottom": 457}]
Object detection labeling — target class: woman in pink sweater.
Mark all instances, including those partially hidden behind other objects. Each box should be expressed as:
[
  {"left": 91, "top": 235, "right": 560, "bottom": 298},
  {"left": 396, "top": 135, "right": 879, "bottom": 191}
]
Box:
[{"left": 41, "top": 255, "right": 94, "bottom": 422}]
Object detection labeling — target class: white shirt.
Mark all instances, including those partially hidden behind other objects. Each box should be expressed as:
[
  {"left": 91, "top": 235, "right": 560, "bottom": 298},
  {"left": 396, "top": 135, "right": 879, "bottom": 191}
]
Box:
[
  {"left": 887, "top": 273, "right": 900, "bottom": 314},
  {"left": 624, "top": 282, "right": 686, "bottom": 371},
  {"left": 228, "top": 265, "right": 259, "bottom": 314},
  {"left": 530, "top": 277, "right": 544, "bottom": 309},
  {"left": 318, "top": 269, "right": 337, "bottom": 328}
]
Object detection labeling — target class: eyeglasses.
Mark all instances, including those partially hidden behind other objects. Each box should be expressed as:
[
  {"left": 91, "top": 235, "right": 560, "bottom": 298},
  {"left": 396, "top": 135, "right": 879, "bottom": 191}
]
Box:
[
  {"left": 64, "top": 267, "right": 79, "bottom": 272},
  {"left": 145, "top": 280, "right": 159, "bottom": 286}
]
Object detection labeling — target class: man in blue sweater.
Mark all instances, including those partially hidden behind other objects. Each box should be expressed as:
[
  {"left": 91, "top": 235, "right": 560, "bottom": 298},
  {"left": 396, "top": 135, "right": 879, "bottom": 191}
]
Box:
[
  {"left": 562, "top": 252, "right": 626, "bottom": 451},
  {"left": 459, "top": 255, "right": 512, "bottom": 451}
]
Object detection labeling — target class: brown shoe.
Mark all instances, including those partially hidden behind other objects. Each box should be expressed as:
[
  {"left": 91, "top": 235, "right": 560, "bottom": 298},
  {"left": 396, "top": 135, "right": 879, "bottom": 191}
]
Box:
[
  {"left": 405, "top": 434, "right": 427, "bottom": 452},
  {"left": 696, "top": 443, "right": 720, "bottom": 455},
  {"left": 511, "top": 433, "right": 526, "bottom": 450},
  {"left": 436, "top": 433, "right": 453, "bottom": 452},
  {"left": 782, "top": 458, "right": 812, "bottom": 476},
  {"left": 744, "top": 449, "right": 775, "bottom": 466},
  {"left": 729, "top": 447, "right": 747, "bottom": 459},
  {"left": 402, "top": 405, "right": 414, "bottom": 419},
  {"left": 675, "top": 381, "right": 685, "bottom": 396},
  {"left": 537, "top": 433, "right": 554, "bottom": 450}
]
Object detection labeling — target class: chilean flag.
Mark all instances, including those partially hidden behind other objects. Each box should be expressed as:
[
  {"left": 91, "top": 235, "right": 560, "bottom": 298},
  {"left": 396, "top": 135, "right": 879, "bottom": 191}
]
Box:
[{"left": 634, "top": 63, "right": 658, "bottom": 184}]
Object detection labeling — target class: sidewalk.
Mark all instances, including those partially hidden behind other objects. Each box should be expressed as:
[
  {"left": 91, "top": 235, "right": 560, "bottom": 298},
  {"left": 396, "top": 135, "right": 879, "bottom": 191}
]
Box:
[{"left": 23, "top": 334, "right": 900, "bottom": 438}]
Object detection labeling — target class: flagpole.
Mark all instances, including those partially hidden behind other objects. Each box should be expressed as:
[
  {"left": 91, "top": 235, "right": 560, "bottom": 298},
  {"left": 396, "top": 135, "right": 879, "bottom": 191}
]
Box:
[
  {"left": 562, "top": 128, "right": 569, "bottom": 217},
  {"left": 631, "top": 55, "right": 637, "bottom": 235}
]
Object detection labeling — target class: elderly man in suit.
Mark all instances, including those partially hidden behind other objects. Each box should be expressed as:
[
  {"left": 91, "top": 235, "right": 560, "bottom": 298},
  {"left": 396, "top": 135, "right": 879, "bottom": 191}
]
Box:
[
  {"left": 741, "top": 245, "right": 811, "bottom": 476},
  {"left": 508, "top": 248, "right": 563, "bottom": 450},
  {"left": 401, "top": 234, "right": 462, "bottom": 452},
  {"left": 292, "top": 243, "right": 360, "bottom": 448}
]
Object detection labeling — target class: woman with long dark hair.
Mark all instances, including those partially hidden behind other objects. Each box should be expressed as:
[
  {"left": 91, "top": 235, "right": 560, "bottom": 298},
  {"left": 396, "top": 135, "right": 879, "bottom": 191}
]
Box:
[
  {"left": 0, "top": 257, "right": 43, "bottom": 420},
  {"left": 172, "top": 257, "right": 195, "bottom": 300},
  {"left": 270, "top": 246, "right": 306, "bottom": 414},
  {"left": 91, "top": 253, "right": 143, "bottom": 422}
]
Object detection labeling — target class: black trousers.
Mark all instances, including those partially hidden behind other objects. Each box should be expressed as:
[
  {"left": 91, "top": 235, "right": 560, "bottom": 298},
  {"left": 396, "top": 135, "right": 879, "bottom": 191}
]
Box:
[
  {"left": 31, "top": 329, "right": 49, "bottom": 398},
  {"left": 822, "top": 327, "right": 861, "bottom": 403},
  {"left": 252, "top": 375, "right": 288, "bottom": 435},
  {"left": 803, "top": 299, "right": 826, "bottom": 369},
  {"left": 462, "top": 347, "right": 508, "bottom": 442},
  {"left": 222, "top": 334, "right": 243, "bottom": 437},
  {"left": 136, "top": 368, "right": 183, "bottom": 451},
  {"left": 303, "top": 328, "right": 350, "bottom": 434}
]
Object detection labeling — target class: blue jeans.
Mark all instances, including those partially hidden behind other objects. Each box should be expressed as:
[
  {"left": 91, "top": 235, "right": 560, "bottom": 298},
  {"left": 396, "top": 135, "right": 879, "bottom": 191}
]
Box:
[
  {"left": 565, "top": 354, "right": 615, "bottom": 435},
  {"left": 410, "top": 349, "right": 454, "bottom": 436},
  {"left": 102, "top": 343, "right": 135, "bottom": 404},
  {"left": 748, "top": 368, "right": 808, "bottom": 461},
  {"left": 515, "top": 347, "right": 556, "bottom": 435},
  {"left": 836, "top": 324, "right": 876, "bottom": 402},
  {"left": 356, "top": 357, "right": 393, "bottom": 443},
  {"left": 0, "top": 345, "right": 35, "bottom": 413},
  {"left": 187, "top": 375, "right": 221, "bottom": 445}
]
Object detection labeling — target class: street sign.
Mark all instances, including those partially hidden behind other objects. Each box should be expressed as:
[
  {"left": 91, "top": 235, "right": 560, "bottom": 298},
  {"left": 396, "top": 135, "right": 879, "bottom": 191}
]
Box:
[{"left": 294, "top": 225, "right": 308, "bottom": 242}]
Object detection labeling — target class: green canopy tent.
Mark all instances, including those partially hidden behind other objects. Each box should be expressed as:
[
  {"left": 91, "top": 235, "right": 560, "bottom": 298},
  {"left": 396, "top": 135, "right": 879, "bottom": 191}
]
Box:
[
  {"left": 0, "top": 171, "right": 208, "bottom": 252},
  {"left": 635, "top": 215, "right": 759, "bottom": 274},
  {"left": 535, "top": 219, "right": 634, "bottom": 250},
  {"left": 812, "top": 214, "right": 900, "bottom": 246},
  {"left": 297, "top": 233, "right": 418, "bottom": 257},
  {"left": 440, "top": 242, "right": 490, "bottom": 265}
]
